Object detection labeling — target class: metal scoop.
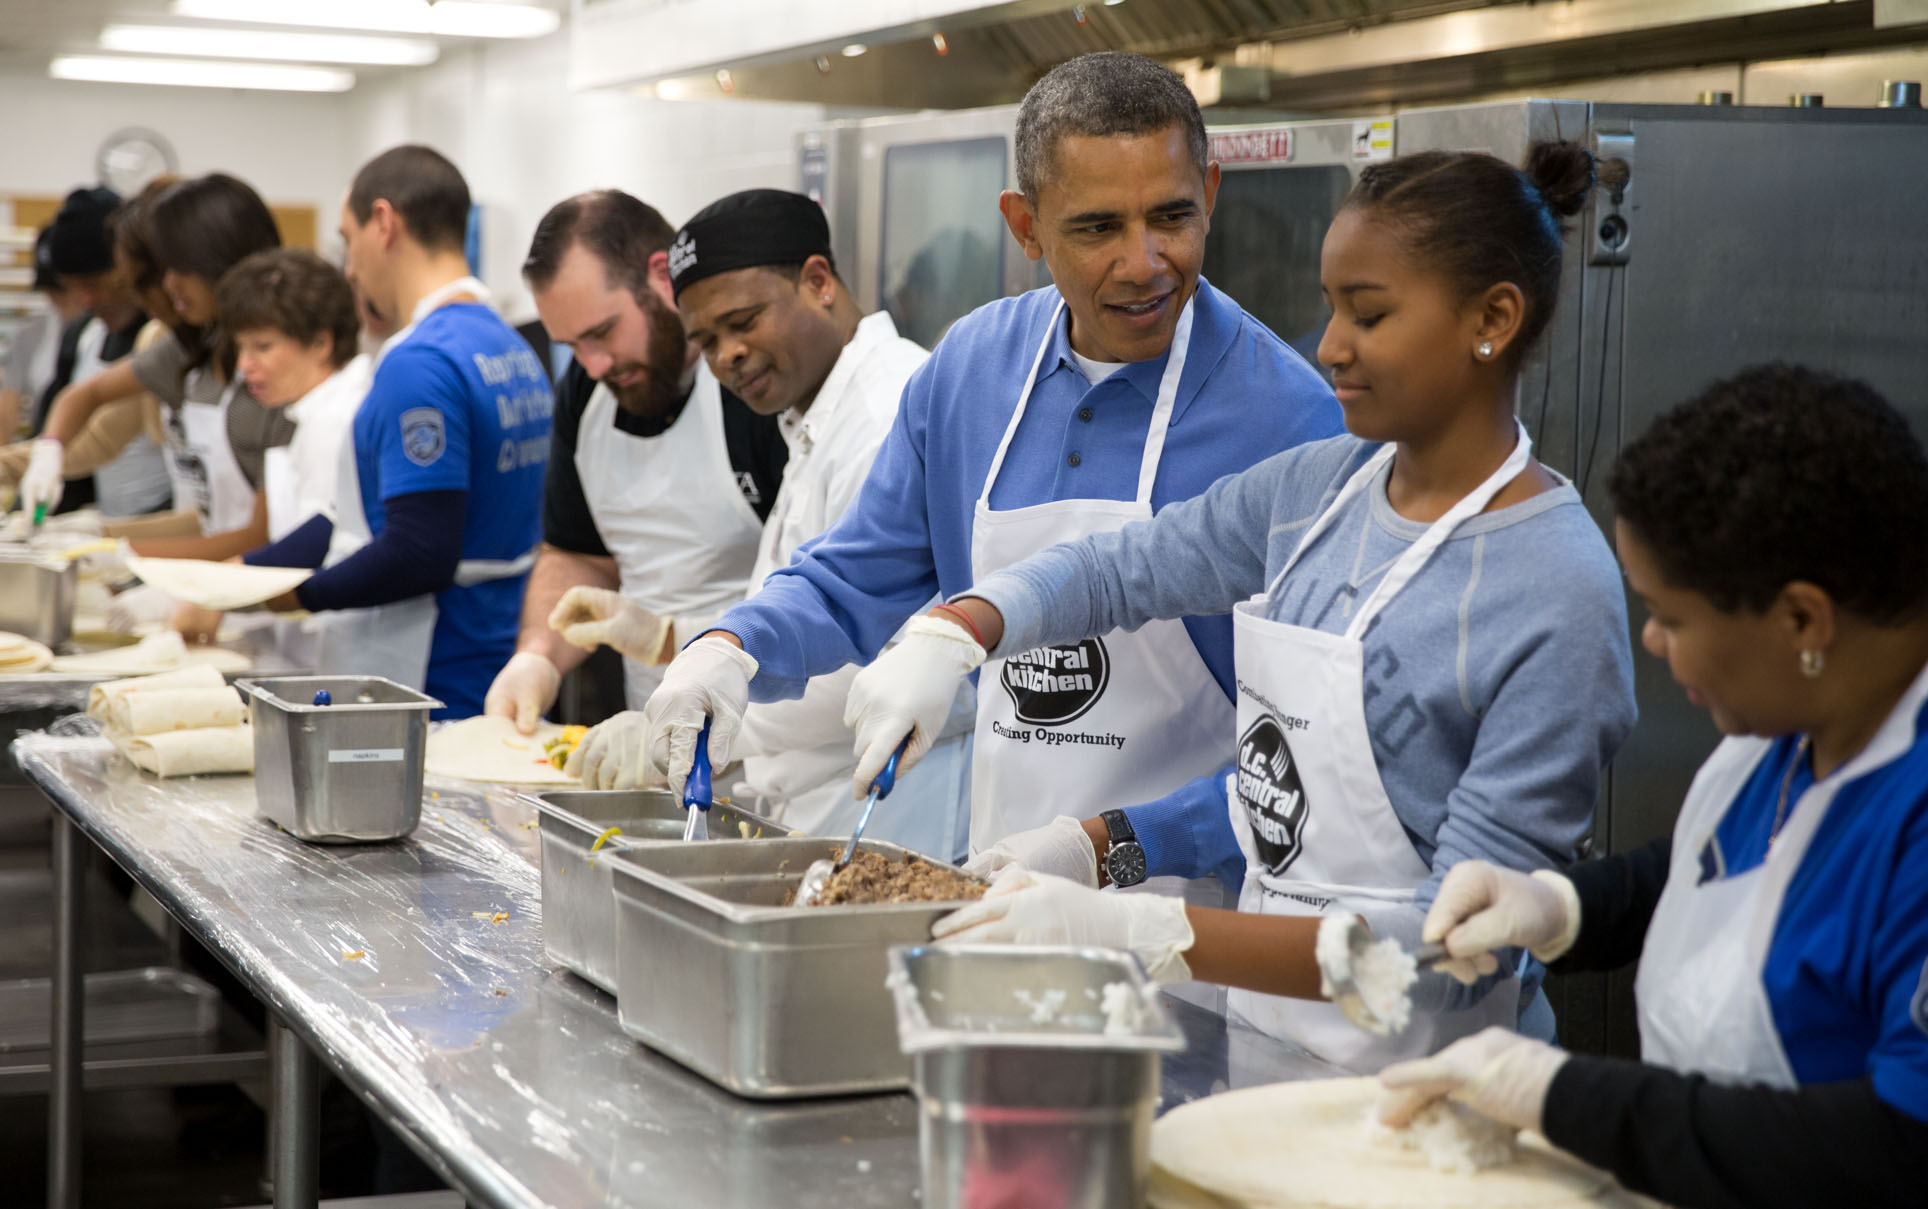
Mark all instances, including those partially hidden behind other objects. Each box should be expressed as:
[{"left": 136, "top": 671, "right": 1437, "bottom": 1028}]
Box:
[
  {"left": 1322, "top": 915, "right": 1449, "bottom": 1034},
  {"left": 796, "top": 736, "right": 909, "bottom": 906},
  {"left": 682, "top": 717, "right": 714, "bottom": 843}
]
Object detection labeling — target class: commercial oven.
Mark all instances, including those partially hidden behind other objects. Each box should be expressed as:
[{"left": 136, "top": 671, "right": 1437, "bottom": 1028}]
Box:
[{"left": 802, "top": 97, "right": 1928, "bottom": 1055}]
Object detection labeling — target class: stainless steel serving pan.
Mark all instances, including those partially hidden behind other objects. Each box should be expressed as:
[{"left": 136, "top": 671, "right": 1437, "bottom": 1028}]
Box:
[
  {"left": 607, "top": 836, "right": 980, "bottom": 1099},
  {"left": 0, "top": 553, "right": 76, "bottom": 647},
  {"left": 888, "top": 944, "right": 1184, "bottom": 1209},
  {"left": 533, "top": 789, "right": 790, "bottom": 993},
  {"left": 237, "top": 675, "right": 441, "bottom": 843}
]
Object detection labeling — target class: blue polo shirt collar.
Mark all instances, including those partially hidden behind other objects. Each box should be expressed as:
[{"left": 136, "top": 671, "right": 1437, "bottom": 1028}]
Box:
[{"left": 1041, "top": 276, "right": 1239, "bottom": 425}]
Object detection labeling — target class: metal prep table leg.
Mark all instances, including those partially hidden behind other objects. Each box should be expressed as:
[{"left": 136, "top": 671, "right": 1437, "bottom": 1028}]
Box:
[
  {"left": 47, "top": 812, "right": 84, "bottom": 1209},
  {"left": 273, "top": 1019, "right": 321, "bottom": 1209}
]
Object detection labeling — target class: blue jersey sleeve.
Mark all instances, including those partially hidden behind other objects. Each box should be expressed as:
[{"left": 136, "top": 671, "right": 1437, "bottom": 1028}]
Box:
[
  {"left": 366, "top": 344, "right": 472, "bottom": 499},
  {"left": 1872, "top": 803, "right": 1928, "bottom": 1124}
]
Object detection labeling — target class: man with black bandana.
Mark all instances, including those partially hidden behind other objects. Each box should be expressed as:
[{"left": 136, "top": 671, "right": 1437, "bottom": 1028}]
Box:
[
  {"left": 561, "top": 189, "right": 972, "bottom": 858},
  {"left": 483, "top": 189, "right": 785, "bottom": 731}
]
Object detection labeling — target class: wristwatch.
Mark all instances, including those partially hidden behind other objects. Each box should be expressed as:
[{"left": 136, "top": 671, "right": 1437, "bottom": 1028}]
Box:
[{"left": 1101, "top": 809, "right": 1147, "bottom": 888}]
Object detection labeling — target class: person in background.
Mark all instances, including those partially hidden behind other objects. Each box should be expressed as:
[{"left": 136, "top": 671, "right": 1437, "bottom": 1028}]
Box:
[
  {"left": 168, "top": 250, "right": 372, "bottom": 647},
  {"left": 248, "top": 145, "right": 551, "bottom": 718},
  {"left": 563, "top": 188, "right": 972, "bottom": 858},
  {"left": 27, "top": 173, "right": 287, "bottom": 544},
  {"left": 14, "top": 186, "right": 172, "bottom": 518},
  {"left": 628, "top": 52, "right": 1341, "bottom": 882},
  {"left": 915, "top": 143, "right": 1635, "bottom": 1072},
  {"left": 0, "top": 229, "right": 87, "bottom": 443},
  {"left": 481, "top": 190, "right": 784, "bottom": 731},
  {"left": 1379, "top": 365, "right": 1928, "bottom": 1209}
]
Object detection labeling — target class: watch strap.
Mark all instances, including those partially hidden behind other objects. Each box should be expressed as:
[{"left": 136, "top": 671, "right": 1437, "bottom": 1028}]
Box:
[{"left": 1101, "top": 808, "right": 1136, "bottom": 848}]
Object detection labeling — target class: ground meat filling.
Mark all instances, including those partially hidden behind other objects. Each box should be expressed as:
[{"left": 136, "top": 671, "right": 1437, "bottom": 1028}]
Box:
[{"left": 787, "top": 848, "right": 987, "bottom": 906}]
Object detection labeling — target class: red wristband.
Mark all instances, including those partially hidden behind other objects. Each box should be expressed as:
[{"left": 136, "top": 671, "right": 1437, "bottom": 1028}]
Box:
[{"left": 932, "top": 602, "right": 985, "bottom": 649}]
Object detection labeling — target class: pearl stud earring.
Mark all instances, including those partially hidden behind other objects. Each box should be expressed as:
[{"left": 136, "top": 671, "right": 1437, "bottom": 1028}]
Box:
[{"left": 1476, "top": 341, "right": 1494, "bottom": 358}]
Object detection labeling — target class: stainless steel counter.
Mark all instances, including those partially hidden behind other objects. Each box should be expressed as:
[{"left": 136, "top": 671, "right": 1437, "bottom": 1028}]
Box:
[{"left": 16, "top": 731, "right": 1339, "bottom": 1208}]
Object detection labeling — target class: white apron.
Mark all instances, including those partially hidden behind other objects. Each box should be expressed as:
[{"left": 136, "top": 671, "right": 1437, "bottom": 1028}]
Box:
[
  {"left": 1226, "top": 425, "right": 1531, "bottom": 1071},
  {"left": 304, "top": 277, "right": 533, "bottom": 690},
  {"left": 163, "top": 370, "right": 256, "bottom": 535},
  {"left": 969, "top": 296, "right": 1236, "bottom": 865},
  {"left": 574, "top": 367, "right": 763, "bottom": 709},
  {"left": 1636, "top": 653, "right": 1928, "bottom": 1085},
  {"left": 72, "top": 319, "right": 171, "bottom": 518}
]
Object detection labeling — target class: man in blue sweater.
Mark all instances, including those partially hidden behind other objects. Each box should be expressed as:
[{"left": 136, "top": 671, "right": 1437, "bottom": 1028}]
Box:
[
  {"left": 626, "top": 52, "right": 1341, "bottom": 857},
  {"left": 251, "top": 146, "right": 551, "bottom": 717}
]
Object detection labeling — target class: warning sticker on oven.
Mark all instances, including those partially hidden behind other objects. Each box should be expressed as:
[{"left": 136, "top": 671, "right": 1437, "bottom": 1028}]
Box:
[{"left": 1352, "top": 119, "right": 1394, "bottom": 162}]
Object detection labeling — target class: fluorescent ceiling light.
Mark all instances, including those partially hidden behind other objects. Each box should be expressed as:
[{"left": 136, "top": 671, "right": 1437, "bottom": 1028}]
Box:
[
  {"left": 169, "top": 0, "right": 561, "bottom": 40},
  {"left": 50, "top": 55, "right": 355, "bottom": 92},
  {"left": 101, "top": 24, "right": 438, "bottom": 66}
]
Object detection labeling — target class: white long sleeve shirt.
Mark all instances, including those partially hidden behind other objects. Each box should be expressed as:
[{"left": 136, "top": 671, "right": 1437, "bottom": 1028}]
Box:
[{"left": 731, "top": 312, "right": 971, "bottom": 855}]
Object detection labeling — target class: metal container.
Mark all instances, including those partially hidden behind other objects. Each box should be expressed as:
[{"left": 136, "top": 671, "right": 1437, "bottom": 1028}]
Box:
[
  {"left": 533, "top": 789, "right": 791, "bottom": 993},
  {"left": 607, "top": 837, "right": 979, "bottom": 1098},
  {"left": 888, "top": 944, "right": 1185, "bottom": 1209},
  {"left": 0, "top": 966, "right": 219, "bottom": 1051},
  {"left": 236, "top": 675, "right": 441, "bottom": 843},
  {"left": 0, "top": 553, "right": 76, "bottom": 647}
]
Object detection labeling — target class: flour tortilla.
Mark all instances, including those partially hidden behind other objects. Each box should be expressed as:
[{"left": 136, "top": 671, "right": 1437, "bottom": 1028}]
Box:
[
  {"left": 124, "top": 555, "right": 311, "bottom": 611},
  {"left": 1148, "top": 1078, "right": 1654, "bottom": 1209},
  {"left": 0, "top": 632, "right": 53, "bottom": 673},
  {"left": 113, "top": 725, "right": 254, "bottom": 777},
  {"left": 51, "top": 631, "right": 250, "bottom": 676},
  {"left": 88, "top": 665, "right": 229, "bottom": 718},
  {"left": 425, "top": 714, "right": 578, "bottom": 785},
  {"left": 107, "top": 687, "right": 247, "bottom": 735}
]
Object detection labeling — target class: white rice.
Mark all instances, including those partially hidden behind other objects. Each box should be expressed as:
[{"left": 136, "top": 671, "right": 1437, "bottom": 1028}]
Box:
[
  {"left": 1363, "top": 1101, "right": 1519, "bottom": 1174},
  {"left": 1316, "top": 915, "right": 1419, "bottom": 1036},
  {"left": 1099, "top": 981, "right": 1144, "bottom": 1036},
  {"left": 1012, "top": 987, "right": 1068, "bottom": 1025}
]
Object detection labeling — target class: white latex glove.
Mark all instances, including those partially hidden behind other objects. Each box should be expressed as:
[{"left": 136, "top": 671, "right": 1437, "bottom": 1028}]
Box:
[
  {"left": 639, "top": 633, "right": 759, "bottom": 799},
  {"left": 844, "top": 613, "right": 987, "bottom": 800},
  {"left": 1423, "top": 861, "right": 1582, "bottom": 985},
  {"left": 932, "top": 867, "right": 1195, "bottom": 983},
  {"left": 1376, "top": 1026, "right": 1570, "bottom": 1133},
  {"left": 103, "top": 583, "right": 179, "bottom": 635},
  {"left": 564, "top": 710, "right": 664, "bottom": 791},
  {"left": 21, "top": 438, "right": 64, "bottom": 519},
  {"left": 483, "top": 651, "right": 562, "bottom": 736},
  {"left": 547, "top": 586, "right": 673, "bottom": 666},
  {"left": 963, "top": 815, "right": 1099, "bottom": 887}
]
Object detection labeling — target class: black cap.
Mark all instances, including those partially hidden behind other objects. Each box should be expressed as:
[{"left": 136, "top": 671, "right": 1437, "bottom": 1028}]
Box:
[
  {"left": 32, "top": 227, "right": 60, "bottom": 292},
  {"left": 43, "top": 186, "right": 122, "bottom": 278},
  {"left": 669, "top": 189, "right": 833, "bottom": 298}
]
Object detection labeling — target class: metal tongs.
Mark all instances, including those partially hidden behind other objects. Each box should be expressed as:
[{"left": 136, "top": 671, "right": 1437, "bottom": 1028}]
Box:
[
  {"left": 795, "top": 735, "right": 911, "bottom": 905},
  {"left": 1323, "top": 915, "right": 1451, "bottom": 1034},
  {"left": 682, "top": 717, "right": 714, "bottom": 842}
]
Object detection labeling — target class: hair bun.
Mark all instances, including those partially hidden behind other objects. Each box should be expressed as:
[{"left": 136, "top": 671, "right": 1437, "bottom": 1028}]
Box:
[{"left": 1524, "top": 140, "right": 1596, "bottom": 218}]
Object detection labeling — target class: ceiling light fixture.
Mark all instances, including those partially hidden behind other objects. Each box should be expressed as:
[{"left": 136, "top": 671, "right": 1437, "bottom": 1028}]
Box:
[
  {"left": 841, "top": 43, "right": 868, "bottom": 57},
  {"left": 51, "top": 54, "right": 355, "bottom": 91},
  {"left": 169, "top": 0, "right": 561, "bottom": 40},
  {"left": 932, "top": 32, "right": 949, "bottom": 55},
  {"left": 101, "top": 24, "right": 438, "bottom": 66}
]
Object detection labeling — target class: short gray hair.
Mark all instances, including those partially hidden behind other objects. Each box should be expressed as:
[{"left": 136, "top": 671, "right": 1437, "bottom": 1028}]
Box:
[{"left": 1014, "top": 52, "right": 1208, "bottom": 199}]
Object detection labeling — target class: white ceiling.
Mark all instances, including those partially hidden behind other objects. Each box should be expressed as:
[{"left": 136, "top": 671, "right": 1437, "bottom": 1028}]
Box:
[{"left": 0, "top": 0, "right": 568, "bottom": 78}]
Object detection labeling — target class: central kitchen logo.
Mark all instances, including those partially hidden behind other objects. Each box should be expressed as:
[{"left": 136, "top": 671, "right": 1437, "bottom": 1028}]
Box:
[
  {"left": 1237, "top": 714, "right": 1309, "bottom": 875},
  {"left": 1001, "top": 638, "right": 1110, "bottom": 726}
]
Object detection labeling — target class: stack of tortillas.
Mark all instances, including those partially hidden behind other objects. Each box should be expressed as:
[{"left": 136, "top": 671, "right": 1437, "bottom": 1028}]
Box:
[
  {"left": 52, "top": 630, "right": 250, "bottom": 676},
  {"left": 1147, "top": 1078, "right": 1664, "bottom": 1209},
  {"left": 0, "top": 632, "right": 54, "bottom": 674},
  {"left": 86, "top": 664, "right": 254, "bottom": 777}
]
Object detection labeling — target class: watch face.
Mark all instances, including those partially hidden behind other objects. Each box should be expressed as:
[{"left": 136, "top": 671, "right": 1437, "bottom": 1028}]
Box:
[{"left": 1106, "top": 841, "right": 1147, "bottom": 887}]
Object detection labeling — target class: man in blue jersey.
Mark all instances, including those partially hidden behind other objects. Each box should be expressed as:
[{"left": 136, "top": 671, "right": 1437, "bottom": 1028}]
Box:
[
  {"left": 623, "top": 52, "right": 1343, "bottom": 867},
  {"left": 252, "top": 145, "right": 551, "bottom": 717}
]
